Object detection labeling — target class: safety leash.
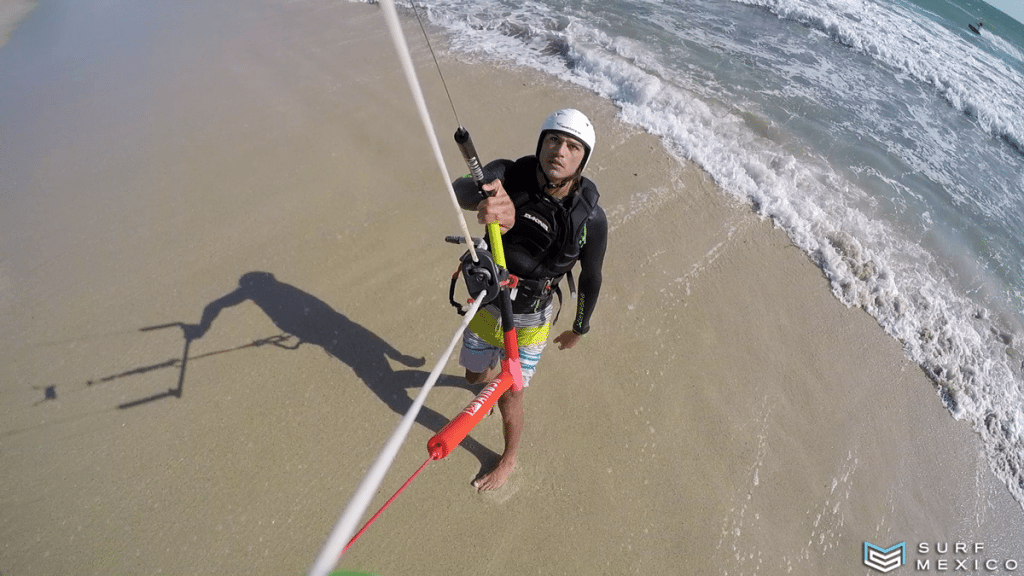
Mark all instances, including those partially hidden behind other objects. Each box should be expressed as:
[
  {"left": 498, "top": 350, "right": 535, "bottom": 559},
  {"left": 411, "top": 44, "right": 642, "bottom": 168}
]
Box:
[
  {"left": 340, "top": 456, "right": 434, "bottom": 556},
  {"left": 307, "top": 293, "right": 484, "bottom": 576}
]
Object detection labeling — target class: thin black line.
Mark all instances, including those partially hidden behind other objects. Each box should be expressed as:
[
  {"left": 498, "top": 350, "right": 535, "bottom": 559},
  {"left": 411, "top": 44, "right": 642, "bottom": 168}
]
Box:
[{"left": 410, "top": 1, "right": 461, "bottom": 127}]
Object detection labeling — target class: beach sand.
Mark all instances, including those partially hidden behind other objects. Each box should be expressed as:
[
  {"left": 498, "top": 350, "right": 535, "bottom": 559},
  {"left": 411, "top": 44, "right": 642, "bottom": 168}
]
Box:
[{"left": 1, "top": 1, "right": 1021, "bottom": 574}]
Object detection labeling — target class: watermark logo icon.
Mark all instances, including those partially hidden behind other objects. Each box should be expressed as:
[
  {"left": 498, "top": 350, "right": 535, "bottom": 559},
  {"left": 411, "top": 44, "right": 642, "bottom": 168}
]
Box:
[{"left": 864, "top": 541, "right": 906, "bottom": 573}]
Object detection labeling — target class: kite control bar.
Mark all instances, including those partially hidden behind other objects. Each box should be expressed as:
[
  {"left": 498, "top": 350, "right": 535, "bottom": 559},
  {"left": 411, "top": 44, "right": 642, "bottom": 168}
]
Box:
[{"left": 431, "top": 127, "right": 525, "bottom": 458}]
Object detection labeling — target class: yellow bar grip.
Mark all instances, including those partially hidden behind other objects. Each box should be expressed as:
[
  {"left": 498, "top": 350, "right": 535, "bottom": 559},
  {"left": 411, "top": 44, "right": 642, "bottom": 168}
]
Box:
[{"left": 486, "top": 222, "right": 506, "bottom": 268}]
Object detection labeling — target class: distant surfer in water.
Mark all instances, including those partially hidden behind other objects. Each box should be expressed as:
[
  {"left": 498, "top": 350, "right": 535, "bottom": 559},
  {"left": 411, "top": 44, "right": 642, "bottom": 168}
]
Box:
[
  {"left": 452, "top": 109, "right": 609, "bottom": 490},
  {"left": 969, "top": 21, "right": 983, "bottom": 34}
]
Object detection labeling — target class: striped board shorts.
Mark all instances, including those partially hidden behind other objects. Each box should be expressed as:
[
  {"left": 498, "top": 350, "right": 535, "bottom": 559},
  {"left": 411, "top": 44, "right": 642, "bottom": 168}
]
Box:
[{"left": 458, "top": 300, "right": 554, "bottom": 387}]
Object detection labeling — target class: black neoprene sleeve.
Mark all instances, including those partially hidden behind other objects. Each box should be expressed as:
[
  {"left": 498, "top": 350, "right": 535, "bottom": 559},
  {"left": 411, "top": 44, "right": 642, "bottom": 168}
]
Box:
[{"left": 572, "top": 205, "right": 607, "bottom": 335}]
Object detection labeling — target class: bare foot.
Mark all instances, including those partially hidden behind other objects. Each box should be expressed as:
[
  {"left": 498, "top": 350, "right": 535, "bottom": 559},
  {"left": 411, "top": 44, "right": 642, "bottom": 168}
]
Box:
[{"left": 473, "top": 457, "right": 516, "bottom": 490}]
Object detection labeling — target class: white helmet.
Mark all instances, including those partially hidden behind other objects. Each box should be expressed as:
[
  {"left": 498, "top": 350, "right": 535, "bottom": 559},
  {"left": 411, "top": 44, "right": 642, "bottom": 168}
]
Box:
[{"left": 536, "top": 109, "right": 596, "bottom": 174}]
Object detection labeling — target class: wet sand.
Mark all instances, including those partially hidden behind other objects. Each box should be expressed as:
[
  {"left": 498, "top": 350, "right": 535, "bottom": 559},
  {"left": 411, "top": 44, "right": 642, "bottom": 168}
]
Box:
[
  {"left": 0, "top": 0, "right": 34, "bottom": 47},
  {"left": 0, "top": 1, "right": 1021, "bottom": 574}
]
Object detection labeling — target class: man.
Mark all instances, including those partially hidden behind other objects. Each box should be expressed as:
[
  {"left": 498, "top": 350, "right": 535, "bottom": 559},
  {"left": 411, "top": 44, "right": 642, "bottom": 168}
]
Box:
[{"left": 453, "top": 109, "right": 608, "bottom": 490}]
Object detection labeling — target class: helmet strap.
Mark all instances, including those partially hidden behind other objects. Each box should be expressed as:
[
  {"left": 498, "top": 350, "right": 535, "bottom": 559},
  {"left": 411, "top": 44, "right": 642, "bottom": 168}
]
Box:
[{"left": 537, "top": 165, "right": 580, "bottom": 195}]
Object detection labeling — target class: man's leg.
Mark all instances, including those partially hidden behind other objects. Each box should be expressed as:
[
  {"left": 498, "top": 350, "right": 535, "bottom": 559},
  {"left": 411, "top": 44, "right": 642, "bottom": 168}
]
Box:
[
  {"left": 460, "top": 303, "right": 549, "bottom": 490},
  {"left": 464, "top": 366, "right": 499, "bottom": 385},
  {"left": 472, "top": 386, "right": 523, "bottom": 490}
]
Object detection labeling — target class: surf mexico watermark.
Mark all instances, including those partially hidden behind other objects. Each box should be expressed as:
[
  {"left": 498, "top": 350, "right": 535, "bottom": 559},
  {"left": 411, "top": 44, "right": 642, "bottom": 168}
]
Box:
[
  {"left": 865, "top": 542, "right": 906, "bottom": 573},
  {"left": 864, "top": 541, "right": 1020, "bottom": 573}
]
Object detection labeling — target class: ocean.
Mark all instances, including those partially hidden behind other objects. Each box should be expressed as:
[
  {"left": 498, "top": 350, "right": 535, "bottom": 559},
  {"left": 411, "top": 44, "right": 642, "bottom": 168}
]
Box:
[{"left": 407, "top": 0, "right": 1024, "bottom": 507}]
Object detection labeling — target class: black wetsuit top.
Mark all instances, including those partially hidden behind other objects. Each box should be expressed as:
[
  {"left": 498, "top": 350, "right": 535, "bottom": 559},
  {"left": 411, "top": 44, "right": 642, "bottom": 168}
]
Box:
[{"left": 454, "top": 156, "right": 608, "bottom": 335}]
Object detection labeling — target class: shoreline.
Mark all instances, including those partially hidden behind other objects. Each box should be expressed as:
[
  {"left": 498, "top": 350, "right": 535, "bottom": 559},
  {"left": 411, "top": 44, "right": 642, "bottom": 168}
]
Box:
[{"left": 1, "top": 1, "right": 1021, "bottom": 574}]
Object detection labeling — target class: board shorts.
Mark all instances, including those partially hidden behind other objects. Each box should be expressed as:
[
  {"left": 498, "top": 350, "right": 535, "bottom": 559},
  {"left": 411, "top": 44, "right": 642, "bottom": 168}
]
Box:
[{"left": 458, "top": 300, "right": 554, "bottom": 387}]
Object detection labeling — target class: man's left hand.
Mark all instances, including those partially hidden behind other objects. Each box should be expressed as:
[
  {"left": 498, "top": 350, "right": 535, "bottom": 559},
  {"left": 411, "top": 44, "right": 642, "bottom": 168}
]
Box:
[{"left": 553, "top": 330, "right": 583, "bottom": 350}]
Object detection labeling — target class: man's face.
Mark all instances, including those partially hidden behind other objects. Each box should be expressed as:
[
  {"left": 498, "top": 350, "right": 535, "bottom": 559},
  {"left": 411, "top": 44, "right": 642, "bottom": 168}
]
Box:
[{"left": 539, "top": 132, "right": 586, "bottom": 183}]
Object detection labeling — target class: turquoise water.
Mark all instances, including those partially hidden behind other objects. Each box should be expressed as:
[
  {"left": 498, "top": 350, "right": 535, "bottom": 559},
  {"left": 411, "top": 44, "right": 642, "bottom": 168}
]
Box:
[{"left": 413, "top": 0, "right": 1024, "bottom": 506}]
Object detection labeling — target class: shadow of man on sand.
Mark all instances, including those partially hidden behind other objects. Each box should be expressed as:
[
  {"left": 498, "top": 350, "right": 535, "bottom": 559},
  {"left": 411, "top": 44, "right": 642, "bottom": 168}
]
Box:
[{"left": 181, "top": 271, "right": 498, "bottom": 470}]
